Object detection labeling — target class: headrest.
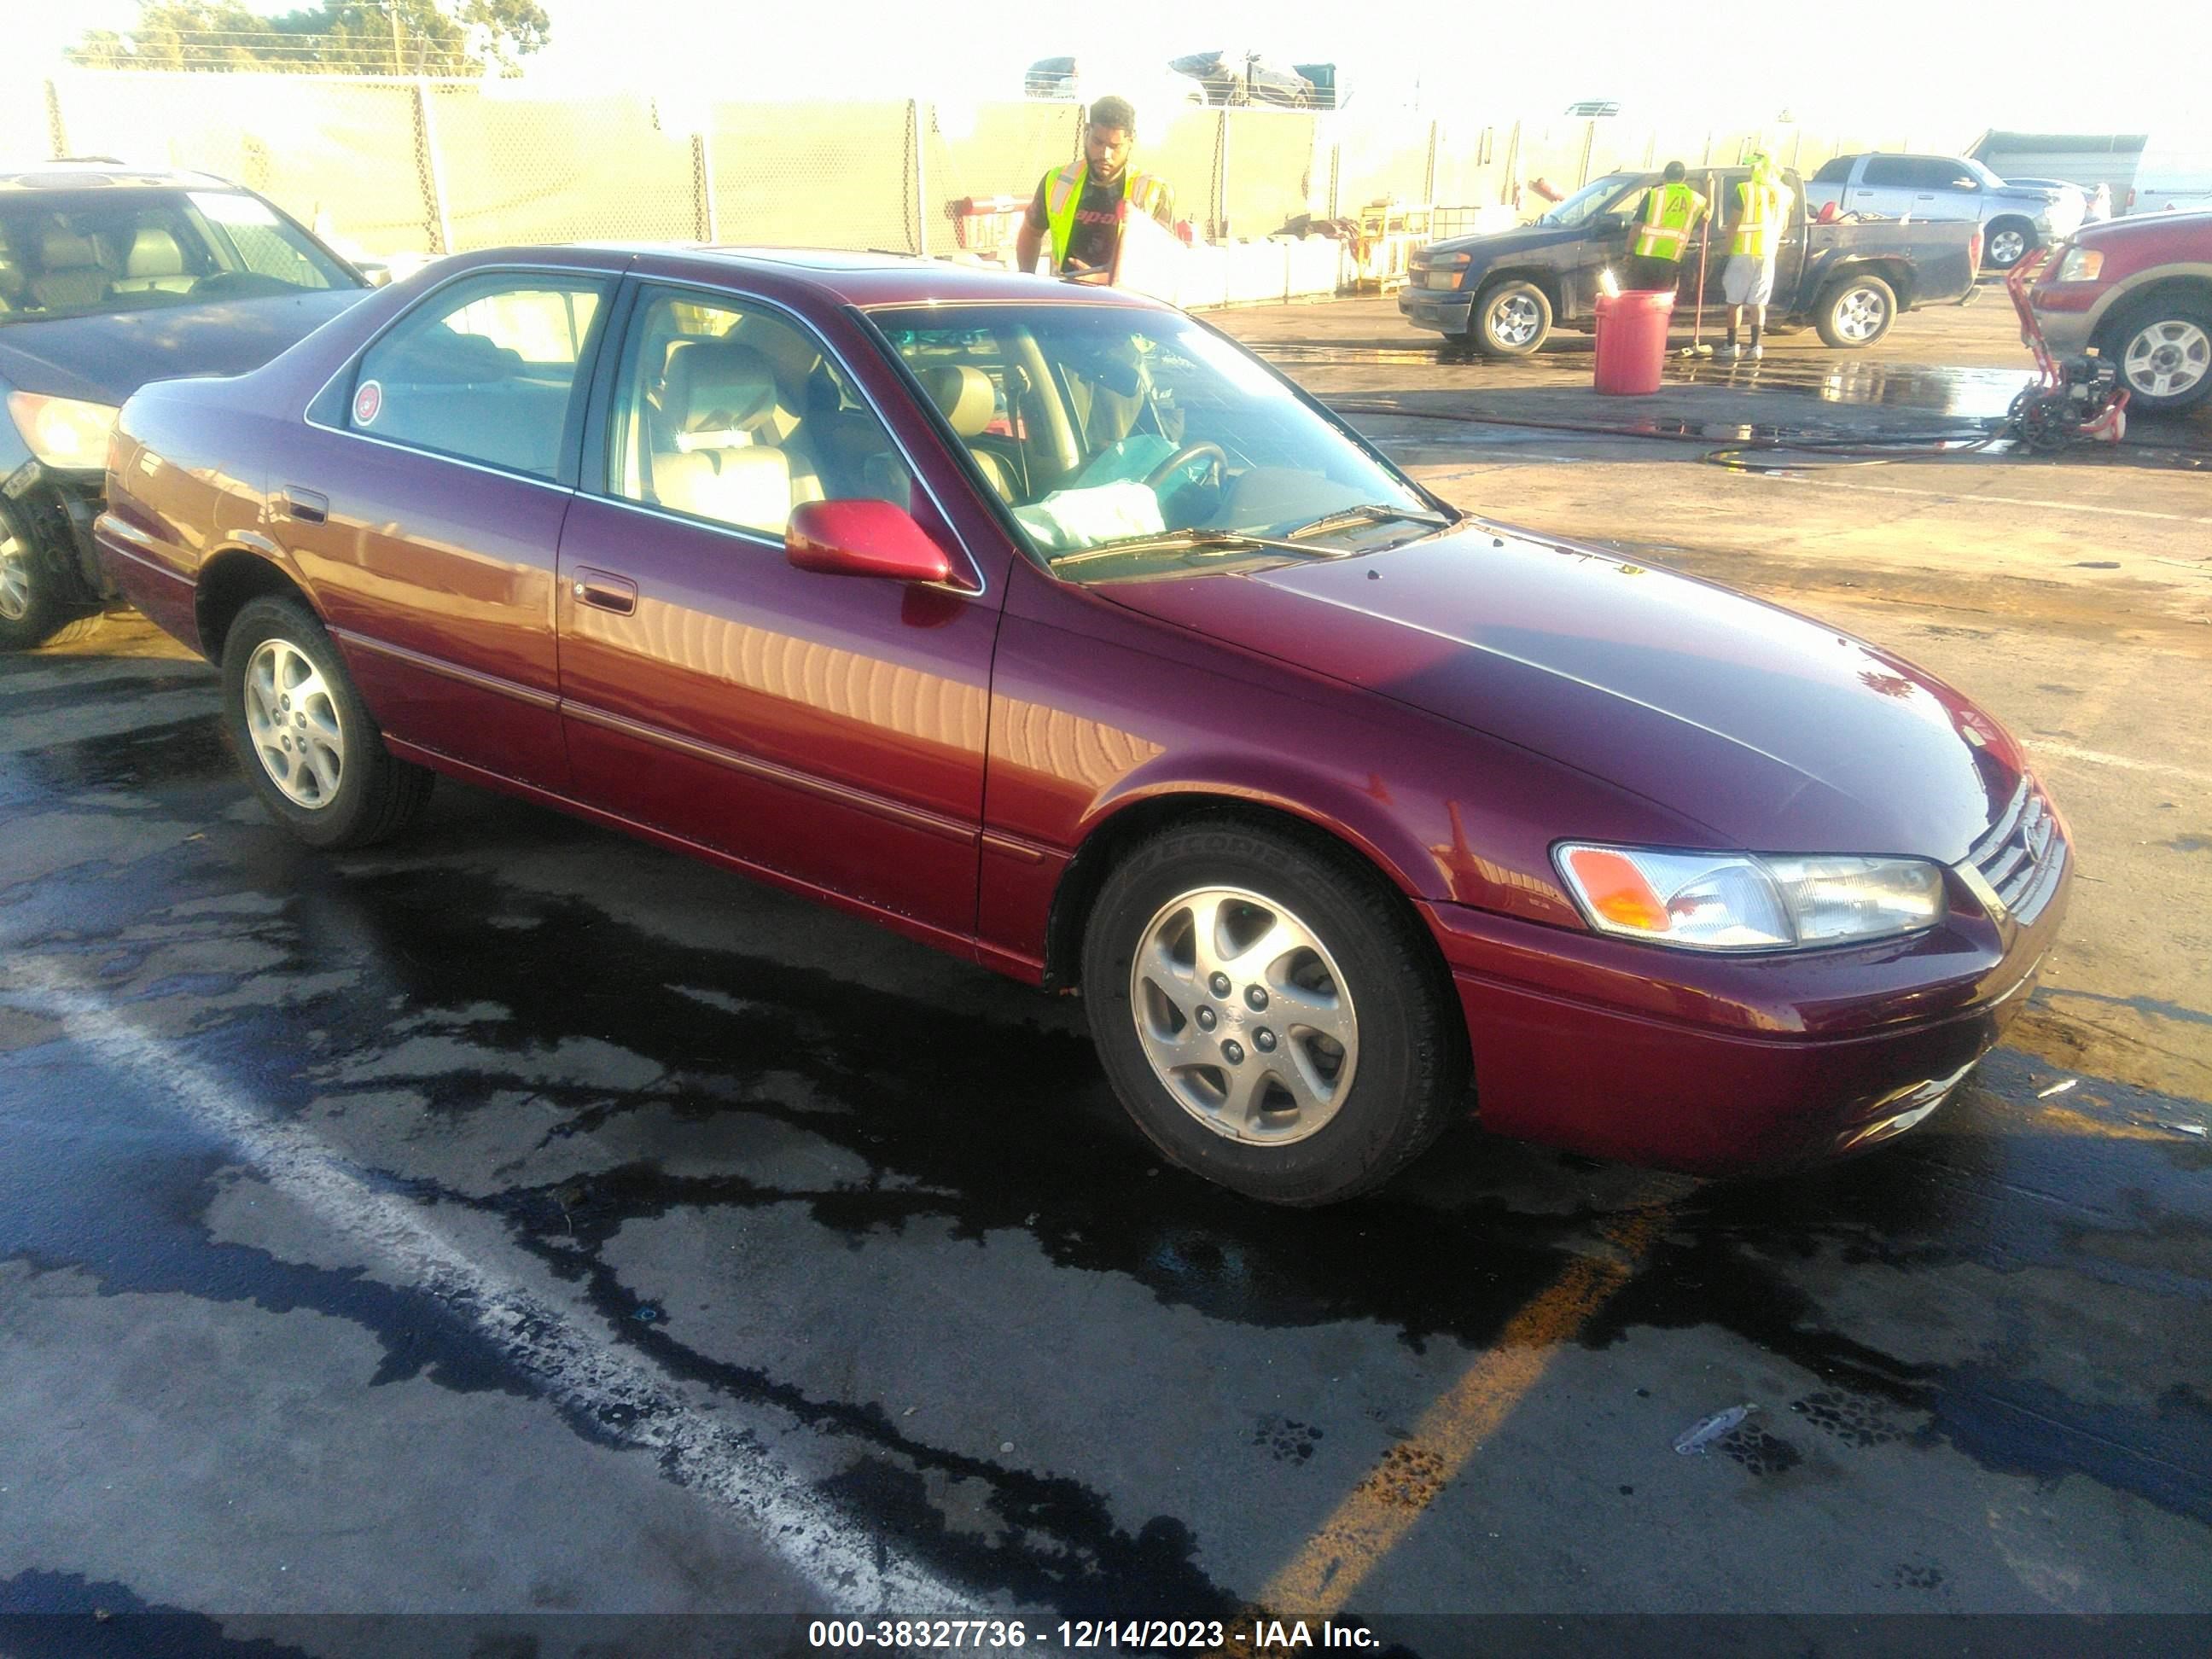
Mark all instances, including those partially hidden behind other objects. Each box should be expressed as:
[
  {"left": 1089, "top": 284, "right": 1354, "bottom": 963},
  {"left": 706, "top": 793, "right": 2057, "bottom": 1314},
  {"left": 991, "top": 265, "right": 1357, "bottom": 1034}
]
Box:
[
  {"left": 663, "top": 339, "right": 778, "bottom": 436},
  {"left": 924, "top": 364, "right": 996, "bottom": 438},
  {"left": 40, "top": 229, "right": 102, "bottom": 270},
  {"left": 126, "top": 227, "right": 185, "bottom": 278}
]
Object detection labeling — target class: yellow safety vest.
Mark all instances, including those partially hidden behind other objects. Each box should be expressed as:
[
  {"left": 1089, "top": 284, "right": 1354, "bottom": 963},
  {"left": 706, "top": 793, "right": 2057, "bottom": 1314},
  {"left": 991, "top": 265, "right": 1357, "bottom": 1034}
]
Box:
[
  {"left": 1042, "top": 160, "right": 1172, "bottom": 271},
  {"left": 1731, "top": 175, "right": 1789, "bottom": 259},
  {"left": 1633, "top": 182, "right": 1706, "bottom": 260}
]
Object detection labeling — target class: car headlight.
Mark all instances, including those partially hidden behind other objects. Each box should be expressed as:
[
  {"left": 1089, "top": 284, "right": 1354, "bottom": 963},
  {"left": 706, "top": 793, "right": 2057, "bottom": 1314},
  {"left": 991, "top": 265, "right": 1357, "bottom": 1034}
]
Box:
[
  {"left": 7, "top": 393, "right": 122, "bottom": 472},
  {"left": 1555, "top": 844, "right": 1947, "bottom": 952},
  {"left": 2053, "top": 246, "right": 2104, "bottom": 283}
]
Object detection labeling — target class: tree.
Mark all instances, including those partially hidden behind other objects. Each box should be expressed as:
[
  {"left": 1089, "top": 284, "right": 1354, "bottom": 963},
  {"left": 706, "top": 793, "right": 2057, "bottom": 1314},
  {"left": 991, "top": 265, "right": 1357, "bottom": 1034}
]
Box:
[{"left": 67, "top": 0, "right": 552, "bottom": 76}]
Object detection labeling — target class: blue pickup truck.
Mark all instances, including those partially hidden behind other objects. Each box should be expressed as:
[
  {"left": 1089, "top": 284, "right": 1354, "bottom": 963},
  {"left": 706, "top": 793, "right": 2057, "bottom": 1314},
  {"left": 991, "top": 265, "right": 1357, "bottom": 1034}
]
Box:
[{"left": 1400, "top": 165, "right": 1982, "bottom": 358}]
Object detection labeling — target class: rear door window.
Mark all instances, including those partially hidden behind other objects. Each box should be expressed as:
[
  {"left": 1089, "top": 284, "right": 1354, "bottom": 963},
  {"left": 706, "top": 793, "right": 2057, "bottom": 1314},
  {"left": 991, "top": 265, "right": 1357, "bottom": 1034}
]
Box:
[{"left": 347, "top": 272, "right": 609, "bottom": 481}]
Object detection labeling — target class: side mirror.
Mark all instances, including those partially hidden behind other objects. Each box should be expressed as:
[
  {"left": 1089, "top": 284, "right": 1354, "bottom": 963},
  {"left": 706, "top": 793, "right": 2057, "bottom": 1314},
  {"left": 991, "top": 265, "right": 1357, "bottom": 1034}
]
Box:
[
  {"left": 354, "top": 259, "right": 393, "bottom": 288},
  {"left": 787, "top": 499, "right": 958, "bottom": 585}
]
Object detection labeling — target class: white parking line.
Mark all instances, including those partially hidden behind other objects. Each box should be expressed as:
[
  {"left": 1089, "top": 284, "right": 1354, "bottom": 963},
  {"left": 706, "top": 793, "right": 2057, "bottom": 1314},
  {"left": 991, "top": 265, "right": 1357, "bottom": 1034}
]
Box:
[
  {"left": 2025, "top": 739, "right": 2212, "bottom": 785},
  {"left": 1749, "top": 470, "right": 2212, "bottom": 526},
  {"left": 3, "top": 962, "right": 971, "bottom": 1615}
]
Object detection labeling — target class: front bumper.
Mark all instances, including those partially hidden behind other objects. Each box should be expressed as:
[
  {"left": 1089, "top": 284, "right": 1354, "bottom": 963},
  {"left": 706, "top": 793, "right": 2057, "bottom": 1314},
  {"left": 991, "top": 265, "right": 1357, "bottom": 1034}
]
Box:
[
  {"left": 2030, "top": 296, "right": 2099, "bottom": 357},
  {"left": 1, "top": 462, "right": 111, "bottom": 608},
  {"left": 1398, "top": 287, "right": 1476, "bottom": 336},
  {"left": 1420, "top": 844, "right": 2069, "bottom": 1173}
]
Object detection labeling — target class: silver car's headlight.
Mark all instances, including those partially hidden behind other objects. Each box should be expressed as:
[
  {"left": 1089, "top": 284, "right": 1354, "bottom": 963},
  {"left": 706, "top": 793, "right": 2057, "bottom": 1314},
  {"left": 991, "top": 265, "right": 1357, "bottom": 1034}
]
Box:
[
  {"left": 1554, "top": 844, "right": 1947, "bottom": 952},
  {"left": 7, "top": 393, "right": 122, "bottom": 472}
]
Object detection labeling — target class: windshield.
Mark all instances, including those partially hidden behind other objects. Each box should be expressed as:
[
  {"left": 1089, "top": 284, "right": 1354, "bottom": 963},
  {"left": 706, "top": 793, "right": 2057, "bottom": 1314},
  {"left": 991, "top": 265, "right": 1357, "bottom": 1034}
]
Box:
[
  {"left": 0, "top": 189, "right": 358, "bottom": 326},
  {"left": 868, "top": 304, "right": 1448, "bottom": 572},
  {"left": 1539, "top": 173, "right": 1639, "bottom": 228},
  {"left": 1965, "top": 158, "right": 2010, "bottom": 189}
]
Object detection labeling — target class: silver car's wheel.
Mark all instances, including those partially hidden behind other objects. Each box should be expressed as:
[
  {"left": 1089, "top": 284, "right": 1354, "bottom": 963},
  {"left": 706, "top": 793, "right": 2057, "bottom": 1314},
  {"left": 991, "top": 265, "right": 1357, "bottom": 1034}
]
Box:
[
  {"left": 243, "top": 636, "right": 346, "bottom": 808},
  {"left": 1129, "top": 884, "right": 1359, "bottom": 1146},
  {"left": 1985, "top": 224, "right": 2030, "bottom": 269},
  {"left": 2121, "top": 317, "right": 2211, "bottom": 404},
  {"left": 0, "top": 527, "right": 28, "bottom": 624}
]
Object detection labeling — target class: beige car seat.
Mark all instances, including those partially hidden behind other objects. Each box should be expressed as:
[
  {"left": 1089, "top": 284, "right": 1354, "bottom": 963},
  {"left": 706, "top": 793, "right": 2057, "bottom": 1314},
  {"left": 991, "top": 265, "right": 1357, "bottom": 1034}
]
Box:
[
  {"left": 649, "top": 339, "right": 795, "bottom": 535},
  {"left": 114, "top": 227, "right": 196, "bottom": 295},
  {"left": 31, "top": 229, "right": 110, "bottom": 311},
  {"left": 923, "top": 365, "right": 1019, "bottom": 504}
]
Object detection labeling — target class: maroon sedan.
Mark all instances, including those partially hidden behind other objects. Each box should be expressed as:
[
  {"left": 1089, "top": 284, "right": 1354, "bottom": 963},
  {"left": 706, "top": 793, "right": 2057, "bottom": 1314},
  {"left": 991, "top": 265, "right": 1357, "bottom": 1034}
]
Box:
[{"left": 93, "top": 247, "right": 2069, "bottom": 1204}]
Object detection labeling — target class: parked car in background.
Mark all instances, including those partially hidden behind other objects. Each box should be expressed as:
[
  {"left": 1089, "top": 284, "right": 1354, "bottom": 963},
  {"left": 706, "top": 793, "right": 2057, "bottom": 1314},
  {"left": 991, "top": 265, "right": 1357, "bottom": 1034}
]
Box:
[
  {"left": 2004, "top": 177, "right": 2088, "bottom": 236},
  {"left": 0, "top": 161, "right": 369, "bottom": 649},
  {"left": 1804, "top": 153, "right": 2081, "bottom": 270},
  {"left": 1401, "top": 167, "right": 1981, "bottom": 357},
  {"left": 2122, "top": 136, "right": 2212, "bottom": 216},
  {"left": 2030, "top": 209, "right": 2212, "bottom": 412},
  {"left": 1167, "top": 51, "right": 1318, "bottom": 108},
  {"left": 96, "top": 245, "right": 2067, "bottom": 1202},
  {"left": 1020, "top": 56, "right": 1210, "bottom": 118}
]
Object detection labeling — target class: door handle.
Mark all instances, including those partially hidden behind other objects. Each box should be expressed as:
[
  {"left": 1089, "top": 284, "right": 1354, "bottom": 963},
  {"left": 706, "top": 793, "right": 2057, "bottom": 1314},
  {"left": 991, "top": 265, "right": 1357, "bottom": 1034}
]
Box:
[
  {"left": 279, "top": 487, "right": 328, "bottom": 524},
  {"left": 570, "top": 567, "right": 637, "bottom": 616}
]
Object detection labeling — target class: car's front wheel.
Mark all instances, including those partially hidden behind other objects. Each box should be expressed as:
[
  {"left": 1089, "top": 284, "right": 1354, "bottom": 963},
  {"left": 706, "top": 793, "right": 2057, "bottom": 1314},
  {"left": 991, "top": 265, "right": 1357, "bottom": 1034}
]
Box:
[
  {"left": 220, "top": 594, "right": 432, "bottom": 848},
  {"left": 1080, "top": 819, "right": 1469, "bottom": 1205},
  {"left": 1471, "top": 277, "right": 1553, "bottom": 357},
  {"left": 2102, "top": 294, "right": 2212, "bottom": 413},
  {"left": 1983, "top": 218, "right": 2036, "bottom": 271},
  {"left": 0, "top": 509, "right": 100, "bottom": 652}
]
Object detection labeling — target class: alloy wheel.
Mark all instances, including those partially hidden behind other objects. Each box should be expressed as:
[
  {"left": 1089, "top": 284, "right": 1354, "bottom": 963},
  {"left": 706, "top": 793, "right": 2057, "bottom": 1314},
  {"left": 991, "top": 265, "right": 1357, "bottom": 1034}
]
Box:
[
  {"left": 1836, "top": 285, "right": 1889, "bottom": 342},
  {"left": 1492, "top": 294, "right": 1542, "bottom": 347},
  {"left": 244, "top": 637, "right": 346, "bottom": 808},
  {"left": 1128, "top": 885, "right": 1359, "bottom": 1146},
  {"left": 0, "top": 528, "right": 29, "bottom": 623},
  {"left": 1988, "top": 227, "right": 2028, "bottom": 267},
  {"left": 2122, "top": 319, "right": 2210, "bottom": 400}
]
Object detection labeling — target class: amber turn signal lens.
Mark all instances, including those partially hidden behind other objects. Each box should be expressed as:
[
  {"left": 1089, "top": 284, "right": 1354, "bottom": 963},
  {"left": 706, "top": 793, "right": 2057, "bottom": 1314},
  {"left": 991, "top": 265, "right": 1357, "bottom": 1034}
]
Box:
[{"left": 1562, "top": 847, "right": 1669, "bottom": 933}]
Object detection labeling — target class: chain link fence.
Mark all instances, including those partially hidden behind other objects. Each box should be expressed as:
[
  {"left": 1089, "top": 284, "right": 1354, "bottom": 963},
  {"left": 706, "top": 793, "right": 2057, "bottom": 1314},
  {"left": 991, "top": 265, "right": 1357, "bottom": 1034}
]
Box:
[{"left": 24, "top": 71, "right": 1927, "bottom": 269}]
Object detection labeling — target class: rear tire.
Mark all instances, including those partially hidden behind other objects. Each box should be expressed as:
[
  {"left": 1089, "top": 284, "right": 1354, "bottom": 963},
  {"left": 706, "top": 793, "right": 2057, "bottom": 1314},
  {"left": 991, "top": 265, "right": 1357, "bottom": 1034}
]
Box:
[
  {"left": 1814, "top": 273, "right": 1897, "bottom": 348},
  {"left": 2098, "top": 294, "right": 2212, "bottom": 413},
  {"left": 1471, "top": 277, "right": 1553, "bottom": 357},
  {"left": 1080, "top": 818, "right": 1469, "bottom": 1205},
  {"left": 219, "top": 595, "right": 432, "bottom": 849}
]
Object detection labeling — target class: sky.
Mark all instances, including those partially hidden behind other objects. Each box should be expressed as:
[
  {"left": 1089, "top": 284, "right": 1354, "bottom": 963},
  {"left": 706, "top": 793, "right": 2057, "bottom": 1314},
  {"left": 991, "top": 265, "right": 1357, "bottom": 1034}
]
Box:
[{"left": 23, "top": 0, "right": 2212, "bottom": 137}]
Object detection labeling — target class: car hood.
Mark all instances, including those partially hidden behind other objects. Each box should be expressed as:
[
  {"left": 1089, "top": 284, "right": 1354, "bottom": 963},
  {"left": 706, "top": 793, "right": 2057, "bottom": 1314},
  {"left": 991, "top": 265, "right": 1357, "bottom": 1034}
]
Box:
[
  {"left": 1097, "top": 522, "right": 2025, "bottom": 861},
  {"left": 0, "top": 288, "right": 366, "bottom": 406},
  {"left": 1426, "top": 222, "right": 1586, "bottom": 260}
]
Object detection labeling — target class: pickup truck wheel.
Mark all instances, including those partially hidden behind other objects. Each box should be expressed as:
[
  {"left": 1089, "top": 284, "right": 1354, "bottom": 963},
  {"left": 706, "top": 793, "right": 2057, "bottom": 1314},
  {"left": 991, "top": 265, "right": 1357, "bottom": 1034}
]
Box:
[
  {"left": 1982, "top": 219, "right": 2034, "bottom": 271},
  {"left": 1080, "top": 819, "right": 1468, "bottom": 1206},
  {"left": 1815, "top": 274, "right": 1896, "bottom": 348},
  {"left": 2103, "top": 296, "right": 2212, "bottom": 412},
  {"left": 220, "top": 595, "right": 433, "bottom": 849},
  {"left": 1472, "top": 279, "right": 1552, "bottom": 357}
]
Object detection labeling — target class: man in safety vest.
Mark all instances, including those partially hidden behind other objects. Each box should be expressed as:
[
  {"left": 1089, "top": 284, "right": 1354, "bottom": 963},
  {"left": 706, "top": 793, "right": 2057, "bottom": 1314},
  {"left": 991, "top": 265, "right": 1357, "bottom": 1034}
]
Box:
[
  {"left": 1721, "top": 152, "right": 1793, "bottom": 360},
  {"left": 1015, "top": 96, "right": 1176, "bottom": 282},
  {"left": 1626, "top": 161, "right": 1707, "bottom": 293}
]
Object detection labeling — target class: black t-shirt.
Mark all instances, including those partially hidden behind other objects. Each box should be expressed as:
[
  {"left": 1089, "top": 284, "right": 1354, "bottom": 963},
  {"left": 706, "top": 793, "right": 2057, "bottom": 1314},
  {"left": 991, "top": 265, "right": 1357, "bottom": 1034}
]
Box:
[{"left": 1025, "top": 168, "right": 1170, "bottom": 271}]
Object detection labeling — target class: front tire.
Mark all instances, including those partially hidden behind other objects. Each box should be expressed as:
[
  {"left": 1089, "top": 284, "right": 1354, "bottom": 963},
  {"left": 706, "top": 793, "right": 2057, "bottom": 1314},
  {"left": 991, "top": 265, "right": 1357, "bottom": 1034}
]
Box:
[
  {"left": 219, "top": 595, "right": 432, "bottom": 849},
  {"left": 1814, "top": 273, "right": 1897, "bottom": 348},
  {"left": 1471, "top": 277, "right": 1553, "bottom": 357},
  {"left": 1982, "top": 218, "right": 2035, "bottom": 271},
  {"left": 2100, "top": 295, "right": 2212, "bottom": 413},
  {"left": 0, "top": 510, "right": 98, "bottom": 652},
  {"left": 1080, "top": 819, "right": 1469, "bottom": 1205}
]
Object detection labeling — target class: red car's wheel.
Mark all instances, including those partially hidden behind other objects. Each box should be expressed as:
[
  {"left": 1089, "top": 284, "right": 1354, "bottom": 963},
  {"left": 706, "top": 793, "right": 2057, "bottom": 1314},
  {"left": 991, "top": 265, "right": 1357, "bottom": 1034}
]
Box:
[{"left": 1080, "top": 818, "right": 1469, "bottom": 1205}]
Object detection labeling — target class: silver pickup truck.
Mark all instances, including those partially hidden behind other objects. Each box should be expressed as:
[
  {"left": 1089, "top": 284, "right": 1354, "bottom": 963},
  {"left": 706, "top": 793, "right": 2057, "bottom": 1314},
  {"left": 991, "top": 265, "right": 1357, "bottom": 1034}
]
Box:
[{"left": 1804, "top": 154, "right": 2083, "bottom": 271}]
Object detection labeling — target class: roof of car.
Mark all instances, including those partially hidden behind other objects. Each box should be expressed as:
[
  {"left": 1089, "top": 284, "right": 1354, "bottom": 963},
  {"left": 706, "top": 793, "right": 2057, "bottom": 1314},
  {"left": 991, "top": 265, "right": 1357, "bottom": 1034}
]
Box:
[
  {"left": 0, "top": 160, "right": 236, "bottom": 194},
  {"left": 579, "top": 243, "right": 1170, "bottom": 309}
]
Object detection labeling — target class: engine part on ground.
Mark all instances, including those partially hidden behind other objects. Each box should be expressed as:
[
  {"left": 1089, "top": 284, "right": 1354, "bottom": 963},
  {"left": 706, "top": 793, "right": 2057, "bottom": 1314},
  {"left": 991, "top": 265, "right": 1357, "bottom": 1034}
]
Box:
[{"left": 2004, "top": 247, "right": 2132, "bottom": 451}]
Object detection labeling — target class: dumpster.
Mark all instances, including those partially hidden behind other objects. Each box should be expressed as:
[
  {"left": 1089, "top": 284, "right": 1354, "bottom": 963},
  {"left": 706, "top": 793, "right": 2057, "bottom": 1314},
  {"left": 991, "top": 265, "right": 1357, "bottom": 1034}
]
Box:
[{"left": 1592, "top": 288, "right": 1675, "bottom": 395}]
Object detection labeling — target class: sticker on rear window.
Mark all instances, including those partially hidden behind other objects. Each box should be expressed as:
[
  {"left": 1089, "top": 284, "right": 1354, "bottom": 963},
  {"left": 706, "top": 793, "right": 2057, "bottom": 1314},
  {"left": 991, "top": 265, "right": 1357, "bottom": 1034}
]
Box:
[{"left": 352, "top": 379, "right": 383, "bottom": 427}]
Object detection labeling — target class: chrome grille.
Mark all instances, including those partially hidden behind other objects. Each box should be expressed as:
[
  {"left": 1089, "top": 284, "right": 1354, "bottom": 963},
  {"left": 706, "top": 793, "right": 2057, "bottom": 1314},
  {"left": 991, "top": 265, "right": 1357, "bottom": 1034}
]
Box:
[{"left": 1963, "top": 777, "right": 2066, "bottom": 925}]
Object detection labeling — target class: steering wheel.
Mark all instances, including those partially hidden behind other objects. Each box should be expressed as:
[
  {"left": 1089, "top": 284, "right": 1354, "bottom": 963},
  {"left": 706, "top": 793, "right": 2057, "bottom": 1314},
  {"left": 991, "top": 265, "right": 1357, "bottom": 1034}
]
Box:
[{"left": 1143, "top": 441, "right": 1226, "bottom": 491}]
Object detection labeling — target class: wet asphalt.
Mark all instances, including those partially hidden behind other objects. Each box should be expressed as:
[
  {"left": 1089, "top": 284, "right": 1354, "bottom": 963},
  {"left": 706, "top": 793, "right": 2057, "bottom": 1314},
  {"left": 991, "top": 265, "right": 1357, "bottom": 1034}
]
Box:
[{"left": 3, "top": 327, "right": 2210, "bottom": 1656}]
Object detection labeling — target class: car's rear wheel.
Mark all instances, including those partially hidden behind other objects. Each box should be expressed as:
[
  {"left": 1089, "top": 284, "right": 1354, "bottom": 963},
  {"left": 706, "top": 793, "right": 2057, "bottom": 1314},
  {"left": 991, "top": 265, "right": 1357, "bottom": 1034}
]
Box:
[
  {"left": 0, "top": 511, "right": 98, "bottom": 652},
  {"left": 2103, "top": 295, "right": 2212, "bottom": 412},
  {"left": 1080, "top": 818, "right": 1468, "bottom": 1205},
  {"left": 1814, "top": 273, "right": 1897, "bottom": 348},
  {"left": 1983, "top": 218, "right": 2035, "bottom": 271},
  {"left": 1471, "top": 278, "right": 1553, "bottom": 357},
  {"left": 220, "top": 595, "right": 432, "bottom": 848}
]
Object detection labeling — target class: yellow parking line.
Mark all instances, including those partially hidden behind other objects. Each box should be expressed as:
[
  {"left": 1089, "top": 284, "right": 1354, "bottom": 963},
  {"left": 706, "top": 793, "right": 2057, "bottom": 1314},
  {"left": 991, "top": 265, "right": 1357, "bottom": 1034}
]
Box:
[{"left": 1259, "top": 1204, "right": 1670, "bottom": 1617}]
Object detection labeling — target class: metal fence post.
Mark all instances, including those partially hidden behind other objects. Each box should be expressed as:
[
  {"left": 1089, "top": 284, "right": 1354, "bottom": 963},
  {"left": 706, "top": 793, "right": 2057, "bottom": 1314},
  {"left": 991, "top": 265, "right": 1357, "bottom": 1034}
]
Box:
[
  {"left": 911, "top": 100, "right": 928, "bottom": 257},
  {"left": 44, "top": 79, "right": 67, "bottom": 160},
  {"left": 1424, "top": 119, "right": 1439, "bottom": 206},
  {"left": 1499, "top": 121, "right": 1521, "bottom": 206},
  {"left": 692, "top": 131, "right": 717, "bottom": 243},
  {"left": 1214, "top": 109, "right": 1231, "bottom": 241},
  {"left": 1328, "top": 140, "right": 1341, "bottom": 220},
  {"left": 411, "top": 79, "right": 453, "bottom": 254}
]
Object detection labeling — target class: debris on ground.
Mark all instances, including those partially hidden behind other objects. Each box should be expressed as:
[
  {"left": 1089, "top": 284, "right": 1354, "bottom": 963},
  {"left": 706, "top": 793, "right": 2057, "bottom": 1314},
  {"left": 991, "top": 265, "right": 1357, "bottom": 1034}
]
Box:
[
  {"left": 2037, "top": 1079, "right": 2079, "bottom": 1098},
  {"left": 1674, "top": 1404, "right": 1757, "bottom": 1455}
]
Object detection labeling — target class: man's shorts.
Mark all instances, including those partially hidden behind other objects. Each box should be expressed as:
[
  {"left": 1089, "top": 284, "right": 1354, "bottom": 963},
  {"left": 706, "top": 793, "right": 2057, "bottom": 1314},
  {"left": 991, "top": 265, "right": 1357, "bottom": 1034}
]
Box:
[{"left": 1722, "top": 253, "right": 1778, "bottom": 306}]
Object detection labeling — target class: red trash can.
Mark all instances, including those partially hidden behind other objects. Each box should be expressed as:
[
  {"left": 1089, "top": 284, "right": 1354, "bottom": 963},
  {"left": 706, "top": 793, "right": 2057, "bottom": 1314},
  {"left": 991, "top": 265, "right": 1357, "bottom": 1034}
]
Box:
[{"left": 1592, "top": 289, "right": 1675, "bottom": 395}]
